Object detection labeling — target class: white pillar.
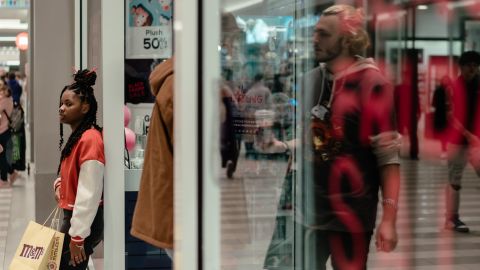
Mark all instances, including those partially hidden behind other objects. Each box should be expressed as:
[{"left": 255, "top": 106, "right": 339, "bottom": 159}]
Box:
[
  {"left": 174, "top": 0, "right": 199, "bottom": 268},
  {"left": 101, "top": 0, "right": 125, "bottom": 269}
]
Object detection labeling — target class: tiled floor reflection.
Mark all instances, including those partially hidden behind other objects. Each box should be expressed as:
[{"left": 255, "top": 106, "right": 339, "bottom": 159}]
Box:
[
  {"left": 0, "top": 188, "right": 12, "bottom": 269},
  {"left": 220, "top": 154, "right": 480, "bottom": 270}
]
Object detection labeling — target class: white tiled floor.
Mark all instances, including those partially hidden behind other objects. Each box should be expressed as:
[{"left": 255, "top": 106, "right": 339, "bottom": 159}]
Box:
[
  {"left": 1, "top": 171, "right": 34, "bottom": 270},
  {"left": 0, "top": 171, "right": 98, "bottom": 270}
]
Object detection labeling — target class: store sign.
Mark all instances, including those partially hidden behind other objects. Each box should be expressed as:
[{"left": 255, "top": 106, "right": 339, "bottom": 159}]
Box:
[{"left": 126, "top": 0, "right": 173, "bottom": 59}]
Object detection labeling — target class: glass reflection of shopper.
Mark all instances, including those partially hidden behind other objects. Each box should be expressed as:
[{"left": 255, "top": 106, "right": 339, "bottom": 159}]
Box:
[
  {"left": 444, "top": 51, "right": 480, "bottom": 233},
  {"left": 54, "top": 69, "right": 104, "bottom": 269},
  {"left": 220, "top": 13, "right": 243, "bottom": 178},
  {"left": 263, "top": 5, "right": 400, "bottom": 269},
  {"left": 0, "top": 84, "right": 14, "bottom": 189},
  {"left": 432, "top": 75, "right": 453, "bottom": 158}
]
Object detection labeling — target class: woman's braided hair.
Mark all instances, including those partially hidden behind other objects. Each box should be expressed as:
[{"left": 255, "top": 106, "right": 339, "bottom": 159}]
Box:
[{"left": 57, "top": 69, "right": 102, "bottom": 175}]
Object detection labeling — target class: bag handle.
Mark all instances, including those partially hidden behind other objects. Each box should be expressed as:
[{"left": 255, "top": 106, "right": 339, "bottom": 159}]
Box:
[{"left": 42, "top": 207, "right": 61, "bottom": 231}]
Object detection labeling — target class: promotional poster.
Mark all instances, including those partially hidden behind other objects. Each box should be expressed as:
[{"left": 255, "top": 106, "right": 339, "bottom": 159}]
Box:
[{"left": 126, "top": 0, "right": 173, "bottom": 59}]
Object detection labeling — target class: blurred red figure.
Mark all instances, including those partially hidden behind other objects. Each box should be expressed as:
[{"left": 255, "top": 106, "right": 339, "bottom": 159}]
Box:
[
  {"left": 262, "top": 4, "right": 401, "bottom": 270},
  {"left": 394, "top": 49, "right": 421, "bottom": 160},
  {"left": 431, "top": 75, "right": 453, "bottom": 157},
  {"left": 444, "top": 51, "right": 480, "bottom": 233}
]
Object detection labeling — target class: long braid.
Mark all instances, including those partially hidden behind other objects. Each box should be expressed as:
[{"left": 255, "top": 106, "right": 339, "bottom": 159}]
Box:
[{"left": 57, "top": 69, "right": 101, "bottom": 176}]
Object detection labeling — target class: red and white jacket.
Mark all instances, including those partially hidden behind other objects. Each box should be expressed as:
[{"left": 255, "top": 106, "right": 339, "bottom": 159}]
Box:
[{"left": 54, "top": 128, "right": 105, "bottom": 245}]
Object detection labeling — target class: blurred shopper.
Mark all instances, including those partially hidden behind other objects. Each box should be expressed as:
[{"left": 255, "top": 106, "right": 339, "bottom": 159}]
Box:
[
  {"left": 394, "top": 50, "right": 420, "bottom": 160},
  {"left": 54, "top": 69, "right": 104, "bottom": 269},
  {"left": 220, "top": 83, "right": 240, "bottom": 178},
  {"left": 242, "top": 73, "right": 272, "bottom": 157},
  {"left": 432, "top": 76, "right": 453, "bottom": 158},
  {"left": 0, "top": 84, "right": 14, "bottom": 188},
  {"left": 444, "top": 51, "right": 480, "bottom": 233},
  {"left": 7, "top": 72, "right": 22, "bottom": 106},
  {"left": 220, "top": 13, "right": 242, "bottom": 179},
  {"left": 263, "top": 5, "right": 400, "bottom": 269},
  {"left": 131, "top": 58, "right": 174, "bottom": 259}
]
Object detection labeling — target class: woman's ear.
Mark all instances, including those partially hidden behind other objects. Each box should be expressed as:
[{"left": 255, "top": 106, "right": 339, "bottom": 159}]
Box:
[{"left": 81, "top": 102, "right": 90, "bottom": 114}]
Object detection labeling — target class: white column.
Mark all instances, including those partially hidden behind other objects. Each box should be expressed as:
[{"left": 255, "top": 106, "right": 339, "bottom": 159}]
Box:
[
  {"left": 174, "top": 0, "right": 199, "bottom": 269},
  {"left": 201, "top": 0, "right": 221, "bottom": 269},
  {"left": 101, "top": 0, "right": 125, "bottom": 269}
]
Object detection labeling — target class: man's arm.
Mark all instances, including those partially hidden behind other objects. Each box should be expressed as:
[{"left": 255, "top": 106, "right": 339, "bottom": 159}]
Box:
[{"left": 376, "top": 163, "right": 400, "bottom": 252}]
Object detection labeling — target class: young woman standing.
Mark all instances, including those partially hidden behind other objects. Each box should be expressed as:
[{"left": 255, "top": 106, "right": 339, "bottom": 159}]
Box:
[{"left": 54, "top": 69, "right": 104, "bottom": 269}]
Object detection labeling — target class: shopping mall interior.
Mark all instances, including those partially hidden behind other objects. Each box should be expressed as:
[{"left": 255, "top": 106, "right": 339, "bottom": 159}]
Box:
[{"left": 1, "top": 0, "right": 480, "bottom": 269}]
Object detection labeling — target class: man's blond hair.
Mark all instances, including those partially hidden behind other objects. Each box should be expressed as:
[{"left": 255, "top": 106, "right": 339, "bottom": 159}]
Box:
[{"left": 322, "top": 4, "right": 370, "bottom": 56}]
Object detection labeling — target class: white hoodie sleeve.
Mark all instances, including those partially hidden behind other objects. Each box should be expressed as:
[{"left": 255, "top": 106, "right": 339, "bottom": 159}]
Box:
[{"left": 69, "top": 160, "right": 104, "bottom": 243}]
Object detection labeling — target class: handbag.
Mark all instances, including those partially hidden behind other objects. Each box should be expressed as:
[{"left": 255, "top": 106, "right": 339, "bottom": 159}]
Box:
[{"left": 9, "top": 207, "right": 65, "bottom": 270}]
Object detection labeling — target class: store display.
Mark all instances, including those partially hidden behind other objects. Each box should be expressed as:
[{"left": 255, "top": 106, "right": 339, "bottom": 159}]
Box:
[
  {"left": 125, "top": 59, "right": 157, "bottom": 104},
  {"left": 124, "top": 105, "right": 132, "bottom": 127},
  {"left": 125, "top": 127, "right": 136, "bottom": 151}
]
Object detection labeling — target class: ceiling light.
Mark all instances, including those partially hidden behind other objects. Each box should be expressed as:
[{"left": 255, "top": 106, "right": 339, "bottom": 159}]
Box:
[
  {"left": 0, "top": 19, "right": 28, "bottom": 30},
  {"left": 448, "top": 0, "right": 475, "bottom": 9},
  {"left": 0, "top": 37, "right": 16, "bottom": 42},
  {"left": 417, "top": 5, "right": 428, "bottom": 10},
  {"left": 224, "top": 0, "right": 263, "bottom": 13}
]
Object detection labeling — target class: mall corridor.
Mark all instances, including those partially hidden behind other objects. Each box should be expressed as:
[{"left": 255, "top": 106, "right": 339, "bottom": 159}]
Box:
[
  {"left": 3, "top": 0, "right": 480, "bottom": 269},
  {"left": 218, "top": 155, "right": 480, "bottom": 270},
  {"left": 0, "top": 140, "right": 480, "bottom": 270},
  {"left": 0, "top": 140, "right": 479, "bottom": 269}
]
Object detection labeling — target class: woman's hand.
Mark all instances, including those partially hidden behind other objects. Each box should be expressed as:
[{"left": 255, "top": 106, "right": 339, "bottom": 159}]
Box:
[
  {"left": 54, "top": 187, "right": 61, "bottom": 203},
  {"left": 69, "top": 241, "right": 87, "bottom": 266}
]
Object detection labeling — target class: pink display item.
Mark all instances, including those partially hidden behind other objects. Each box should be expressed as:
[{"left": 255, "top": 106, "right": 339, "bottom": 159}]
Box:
[
  {"left": 125, "top": 127, "right": 136, "bottom": 151},
  {"left": 124, "top": 105, "right": 132, "bottom": 127}
]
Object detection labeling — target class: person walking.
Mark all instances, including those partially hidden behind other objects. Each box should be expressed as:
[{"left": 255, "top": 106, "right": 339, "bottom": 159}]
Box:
[
  {"left": 7, "top": 72, "right": 22, "bottom": 106},
  {"left": 131, "top": 58, "right": 175, "bottom": 258},
  {"left": 444, "top": 51, "right": 480, "bottom": 233},
  {"left": 263, "top": 5, "right": 400, "bottom": 269},
  {"left": 0, "top": 84, "right": 15, "bottom": 188}
]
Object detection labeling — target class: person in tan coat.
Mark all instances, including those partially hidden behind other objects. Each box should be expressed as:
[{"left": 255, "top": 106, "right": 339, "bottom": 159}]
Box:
[{"left": 130, "top": 58, "right": 174, "bottom": 257}]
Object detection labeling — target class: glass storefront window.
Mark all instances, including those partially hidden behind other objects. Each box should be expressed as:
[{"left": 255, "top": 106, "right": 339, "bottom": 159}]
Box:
[{"left": 202, "top": 1, "right": 480, "bottom": 270}]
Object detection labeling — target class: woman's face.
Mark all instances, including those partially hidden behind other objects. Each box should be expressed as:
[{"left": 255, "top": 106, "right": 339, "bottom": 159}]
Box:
[{"left": 59, "top": 90, "right": 89, "bottom": 127}]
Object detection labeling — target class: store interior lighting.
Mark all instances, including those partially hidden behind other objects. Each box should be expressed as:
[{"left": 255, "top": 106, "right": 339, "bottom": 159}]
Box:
[
  {"left": 0, "top": 36, "right": 16, "bottom": 42},
  {"left": 417, "top": 5, "right": 428, "bottom": 10},
  {"left": 447, "top": 0, "right": 476, "bottom": 9},
  {"left": 223, "top": 0, "right": 263, "bottom": 13},
  {"left": 0, "top": 19, "right": 28, "bottom": 30}
]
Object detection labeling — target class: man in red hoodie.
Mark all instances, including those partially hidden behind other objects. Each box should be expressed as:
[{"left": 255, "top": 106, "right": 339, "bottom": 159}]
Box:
[{"left": 263, "top": 4, "right": 400, "bottom": 270}]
